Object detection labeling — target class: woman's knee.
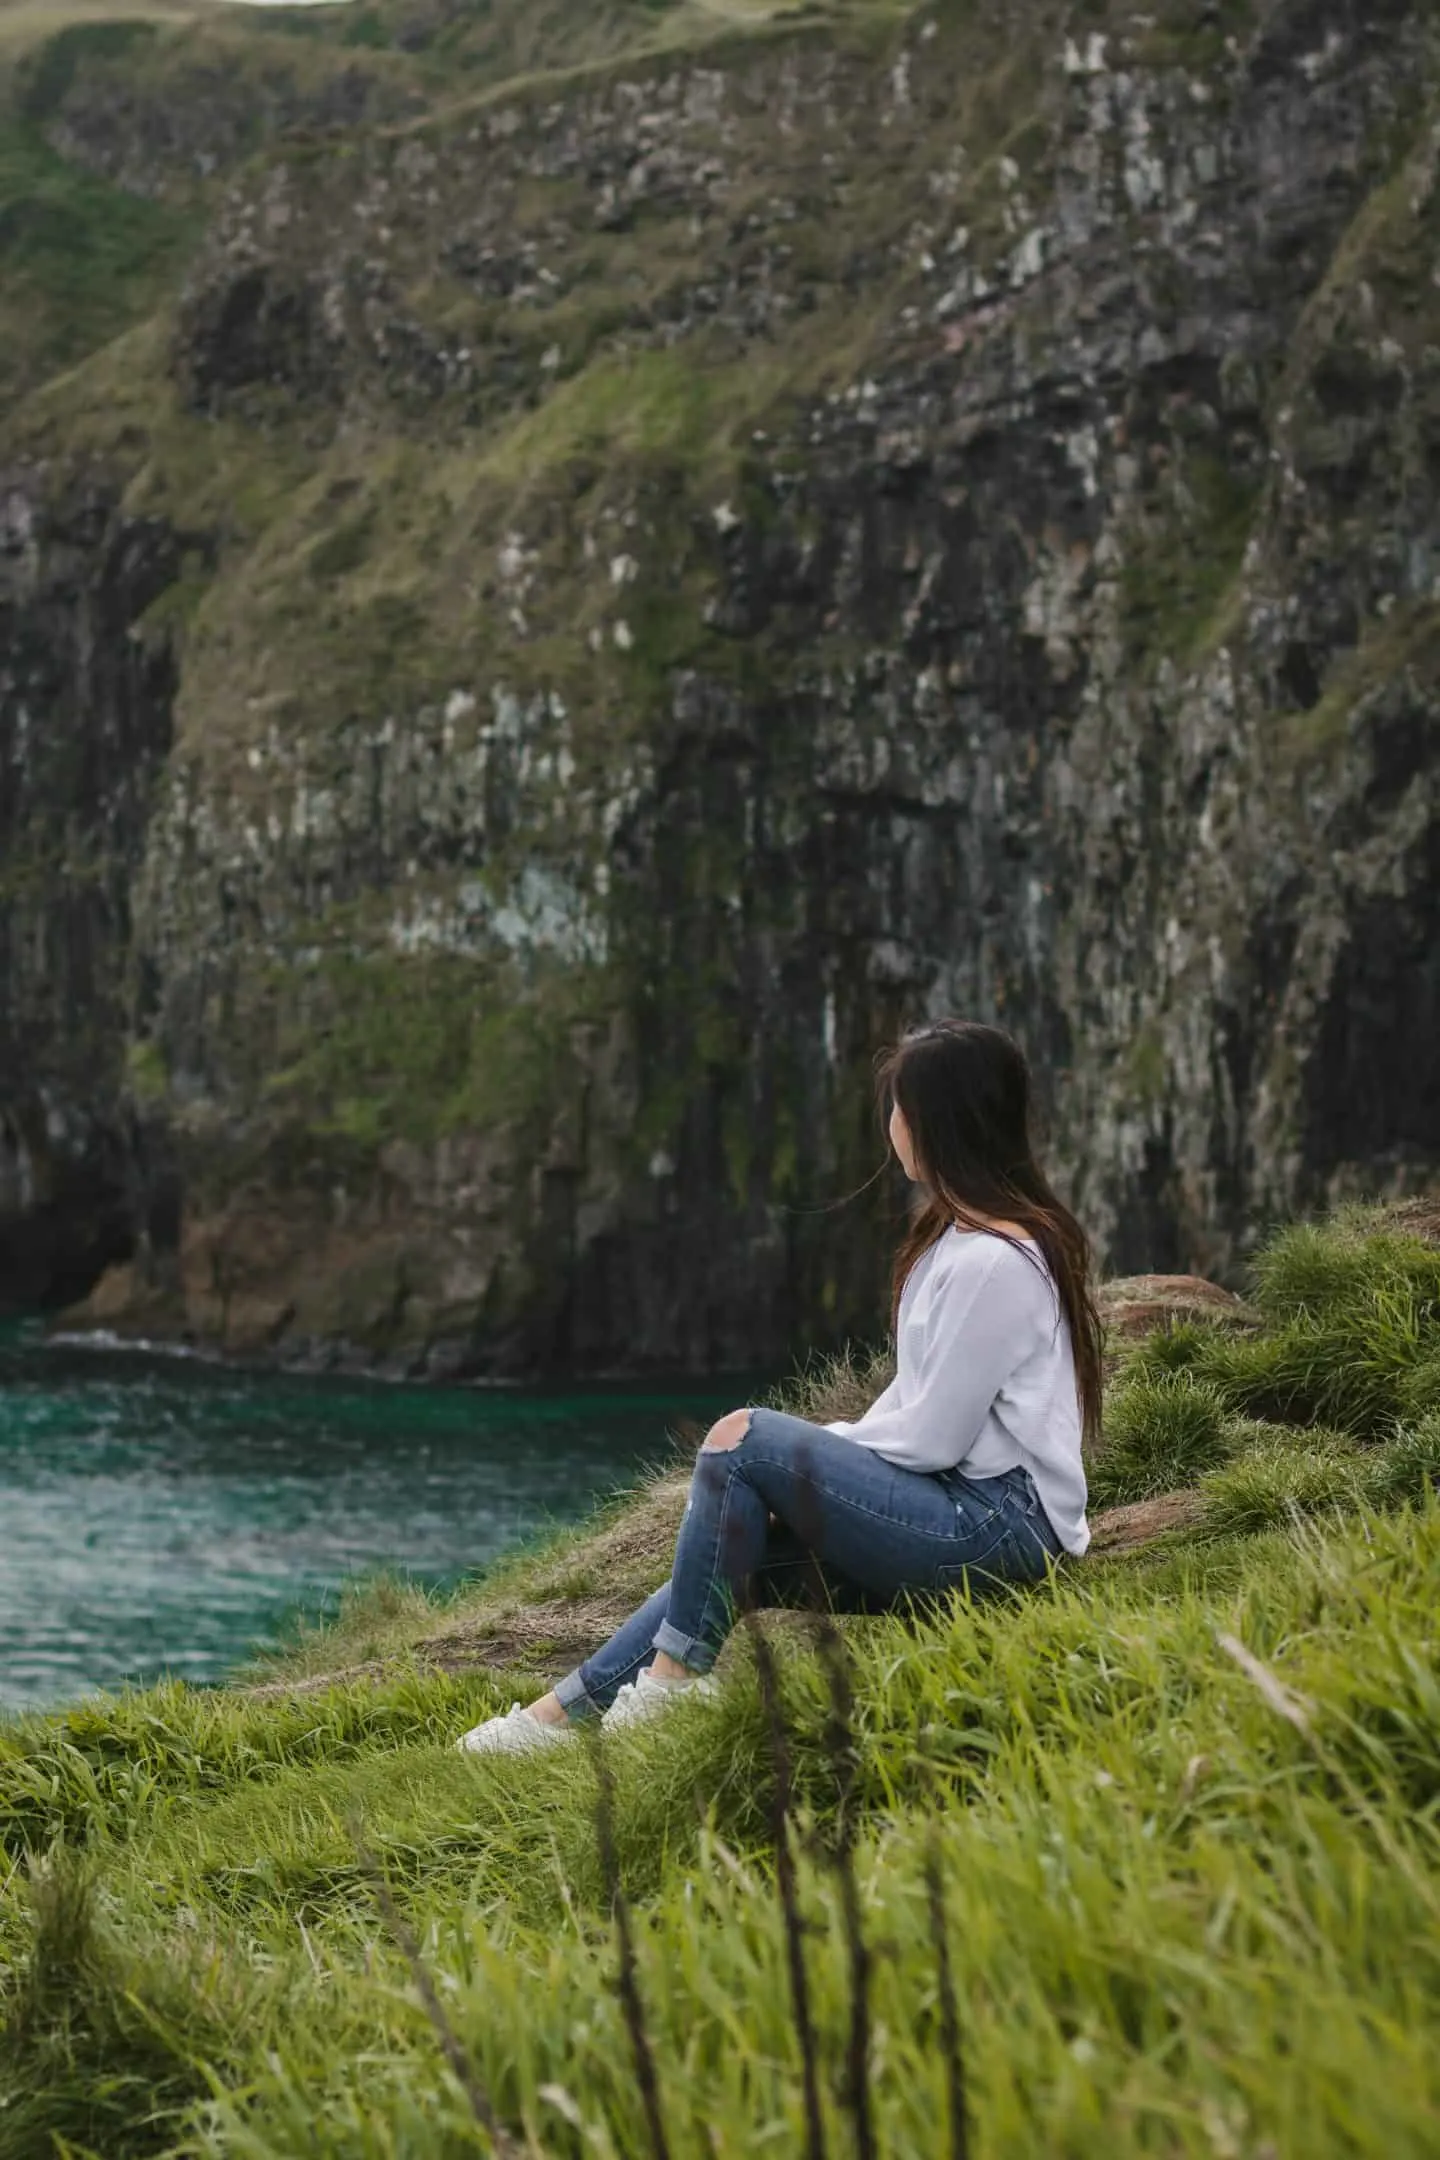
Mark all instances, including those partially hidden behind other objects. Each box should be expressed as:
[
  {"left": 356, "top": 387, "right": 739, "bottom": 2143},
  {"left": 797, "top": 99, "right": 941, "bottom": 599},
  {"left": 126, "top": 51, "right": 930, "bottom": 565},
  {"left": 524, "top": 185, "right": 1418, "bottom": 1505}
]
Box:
[{"left": 699, "top": 1406, "right": 753, "bottom": 1453}]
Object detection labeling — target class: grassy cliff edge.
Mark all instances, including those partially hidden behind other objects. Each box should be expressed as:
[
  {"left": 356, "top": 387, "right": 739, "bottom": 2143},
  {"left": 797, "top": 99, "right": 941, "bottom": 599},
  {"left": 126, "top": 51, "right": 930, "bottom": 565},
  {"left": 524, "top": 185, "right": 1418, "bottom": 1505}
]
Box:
[{"left": 1, "top": 1201, "right": 1439, "bottom": 2155}]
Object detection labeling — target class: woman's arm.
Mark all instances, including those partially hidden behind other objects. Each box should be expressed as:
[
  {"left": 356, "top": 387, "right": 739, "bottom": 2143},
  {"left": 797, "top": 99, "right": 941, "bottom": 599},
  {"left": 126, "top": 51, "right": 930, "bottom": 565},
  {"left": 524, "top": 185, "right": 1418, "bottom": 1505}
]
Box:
[{"left": 836, "top": 1246, "right": 1042, "bottom": 1474}]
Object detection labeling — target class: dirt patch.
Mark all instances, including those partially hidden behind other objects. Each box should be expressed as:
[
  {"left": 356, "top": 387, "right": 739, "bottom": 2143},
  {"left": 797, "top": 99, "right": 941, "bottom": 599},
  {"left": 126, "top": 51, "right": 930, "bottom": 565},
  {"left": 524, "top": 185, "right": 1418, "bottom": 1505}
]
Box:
[
  {"left": 560, "top": 1471, "right": 689, "bottom": 1596},
  {"left": 1086, "top": 1490, "right": 1205, "bottom": 1554},
  {"left": 1099, "top": 1274, "right": 1258, "bottom": 1341},
  {"left": 244, "top": 1594, "right": 639, "bottom": 1699},
  {"left": 417, "top": 1595, "right": 636, "bottom": 1678},
  {"left": 1386, "top": 1196, "right": 1440, "bottom": 1245}
]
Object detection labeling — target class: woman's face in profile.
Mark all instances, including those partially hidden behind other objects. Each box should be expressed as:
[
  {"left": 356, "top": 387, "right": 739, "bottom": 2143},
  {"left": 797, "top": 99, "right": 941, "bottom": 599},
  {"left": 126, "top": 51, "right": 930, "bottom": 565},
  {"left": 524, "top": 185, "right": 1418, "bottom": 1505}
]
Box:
[{"left": 888, "top": 1098, "right": 920, "bottom": 1183}]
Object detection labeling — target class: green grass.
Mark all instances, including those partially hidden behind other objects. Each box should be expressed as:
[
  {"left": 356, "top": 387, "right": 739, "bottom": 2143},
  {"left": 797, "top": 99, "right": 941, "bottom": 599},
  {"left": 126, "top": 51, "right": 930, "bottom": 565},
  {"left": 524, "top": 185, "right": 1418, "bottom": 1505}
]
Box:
[
  {"left": 0, "top": 116, "right": 201, "bottom": 405},
  {"left": 1197, "top": 1428, "right": 1364, "bottom": 1538},
  {"left": 246, "top": 940, "right": 620, "bottom": 1179},
  {"left": 2, "top": 1210, "right": 1440, "bottom": 2155},
  {"left": 1088, "top": 1371, "right": 1233, "bottom": 1505},
  {"left": 1119, "top": 445, "right": 1265, "bottom": 671},
  {"left": 4, "top": 1505, "right": 1440, "bottom": 2154},
  {"left": 13, "top": 18, "right": 158, "bottom": 120},
  {"left": 1101, "top": 1219, "right": 1440, "bottom": 1455},
  {"left": 1250, "top": 1218, "right": 1440, "bottom": 1325}
]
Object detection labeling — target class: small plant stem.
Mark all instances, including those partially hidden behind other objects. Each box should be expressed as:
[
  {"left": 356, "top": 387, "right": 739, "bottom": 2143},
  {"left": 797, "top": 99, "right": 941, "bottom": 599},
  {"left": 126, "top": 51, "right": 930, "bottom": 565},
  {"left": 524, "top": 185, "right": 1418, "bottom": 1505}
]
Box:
[
  {"left": 348, "top": 1817, "right": 521, "bottom": 2155},
  {"left": 589, "top": 1730, "right": 673, "bottom": 2160},
  {"left": 740, "top": 1589, "right": 829, "bottom": 2160},
  {"left": 815, "top": 1618, "right": 875, "bottom": 2160},
  {"left": 922, "top": 1808, "right": 968, "bottom": 2160}
]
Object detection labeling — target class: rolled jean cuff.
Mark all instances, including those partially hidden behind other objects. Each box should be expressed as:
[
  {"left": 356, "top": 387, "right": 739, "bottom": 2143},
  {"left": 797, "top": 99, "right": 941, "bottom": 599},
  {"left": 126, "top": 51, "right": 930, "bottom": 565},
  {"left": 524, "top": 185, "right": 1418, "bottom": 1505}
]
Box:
[
  {"left": 554, "top": 1667, "right": 603, "bottom": 1721},
  {"left": 651, "top": 1617, "right": 720, "bottom": 1675}
]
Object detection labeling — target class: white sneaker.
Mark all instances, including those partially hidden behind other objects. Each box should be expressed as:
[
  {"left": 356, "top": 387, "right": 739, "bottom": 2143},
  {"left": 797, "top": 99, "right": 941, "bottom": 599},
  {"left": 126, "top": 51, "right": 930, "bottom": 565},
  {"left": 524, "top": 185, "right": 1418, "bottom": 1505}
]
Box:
[
  {"left": 601, "top": 1666, "right": 720, "bottom": 1732},
  {"left": 455, "top": 1702, "right": 576, "bottom": 1756}
]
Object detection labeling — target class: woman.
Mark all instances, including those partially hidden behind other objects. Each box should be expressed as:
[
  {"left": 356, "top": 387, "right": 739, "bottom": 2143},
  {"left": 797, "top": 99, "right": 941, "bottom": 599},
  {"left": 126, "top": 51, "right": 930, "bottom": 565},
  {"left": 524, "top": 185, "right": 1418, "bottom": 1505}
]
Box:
[{"left": 457, "top": 1019, "right": 1102, "bottom": 1754}]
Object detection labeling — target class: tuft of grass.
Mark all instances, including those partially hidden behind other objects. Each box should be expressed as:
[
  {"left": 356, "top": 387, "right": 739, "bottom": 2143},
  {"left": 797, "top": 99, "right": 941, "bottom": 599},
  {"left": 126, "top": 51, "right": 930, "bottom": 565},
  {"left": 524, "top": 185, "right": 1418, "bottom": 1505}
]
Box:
[
  {"left": 1189, "top": 1292, "right": 1428, "bottom": 1437},
  {"left": 1110, "top": 1316, "right": 1240, "bottom": 1382},
  {"left": 1401, "top": 1351, "right": 1440, "bottom": 1422},
  {"left": 1363, "top": 1413, "right": 1440, "bottom": 1511},
  {"left": 1199, "top": 1437, "right": 1364, "bottom": 1540},
  {"left": 1171, "top": 1223, "right": 1440, "bottom": 1437},
  {"left": 1250, "top": 1221, "right": 1440, "bottom": 1327},
  {"left": 0, "top": 1854, "right": 244, "bottom": 2159},
  {"left": 0, "top": 1671, "right": 498, "bottom": 1859},
  {"left": 1089, "top": 1371, "right": 1233, "bottom": 1505},
  {"left": 755, "top": 1339, "right": 895, "bottom": 1427}
]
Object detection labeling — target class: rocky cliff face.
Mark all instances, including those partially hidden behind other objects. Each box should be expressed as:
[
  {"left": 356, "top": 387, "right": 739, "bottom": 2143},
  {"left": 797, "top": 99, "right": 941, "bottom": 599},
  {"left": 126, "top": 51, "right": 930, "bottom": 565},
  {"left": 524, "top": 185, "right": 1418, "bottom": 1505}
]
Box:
[{"left": 1, "top": 0, "right": 1437, "bottom": 1376}]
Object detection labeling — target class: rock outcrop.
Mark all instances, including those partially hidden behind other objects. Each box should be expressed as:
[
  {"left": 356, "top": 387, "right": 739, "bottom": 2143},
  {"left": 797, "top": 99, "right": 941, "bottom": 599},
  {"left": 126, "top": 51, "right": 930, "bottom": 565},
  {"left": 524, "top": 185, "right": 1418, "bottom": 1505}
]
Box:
[{"left": 1, "top": 0, "right": 1437, "bottom": 1374}]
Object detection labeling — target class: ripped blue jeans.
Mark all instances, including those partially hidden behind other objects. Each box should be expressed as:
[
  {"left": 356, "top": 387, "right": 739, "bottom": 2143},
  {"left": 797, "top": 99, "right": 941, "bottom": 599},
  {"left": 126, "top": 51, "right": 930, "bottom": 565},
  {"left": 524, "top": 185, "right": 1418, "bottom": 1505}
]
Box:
[{"left": 552, "top": 1404, "right": 1061, "bottom": 1719}]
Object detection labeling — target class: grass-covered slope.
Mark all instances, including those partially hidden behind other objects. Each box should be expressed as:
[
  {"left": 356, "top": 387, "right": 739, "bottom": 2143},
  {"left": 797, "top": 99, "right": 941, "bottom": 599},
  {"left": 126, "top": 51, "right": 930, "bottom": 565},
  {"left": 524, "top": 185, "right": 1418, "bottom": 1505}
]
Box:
[
  {"left": 0, "top": 0, "right": 808, "bottom": 411},
  {"left": 2, "top": 1206, "right": 1439, "bottom": 2156},
  {"left": 0, "top": 44, "right": 201, "bottom": 405},
  {"left": 231, "top": 1198, "right": 1440, "bottom": 1692}
]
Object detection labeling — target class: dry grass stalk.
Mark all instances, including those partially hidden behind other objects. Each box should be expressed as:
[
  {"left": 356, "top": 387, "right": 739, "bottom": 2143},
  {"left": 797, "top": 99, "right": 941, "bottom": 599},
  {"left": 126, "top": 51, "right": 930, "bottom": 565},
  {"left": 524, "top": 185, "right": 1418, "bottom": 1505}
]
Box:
[
  {"left": 922, "top": 1803, "right": 969, "bottom": 2160},
  {"left": 735, "top": 1577, "right": 828, "bottom": 2160},
  {"left": 1214, "top": 1632, "right": 1312, "bottom": 1735},
  {"left": 587, "top": 1730, "right": 673, "bottom": 2160},
  {"left": 815, "top": 1616, "right": 876, "bottom": 2160},
  {"left": 348, "top": 1816, "right": 524, "bottom": 2157}
]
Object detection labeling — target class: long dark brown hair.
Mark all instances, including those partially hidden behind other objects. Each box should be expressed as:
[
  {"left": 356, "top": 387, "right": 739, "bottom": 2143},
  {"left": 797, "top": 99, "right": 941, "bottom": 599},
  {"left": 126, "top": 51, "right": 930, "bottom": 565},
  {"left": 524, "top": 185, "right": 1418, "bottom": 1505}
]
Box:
[{"left": 877, "top": 1020, "right": 1104, "bottom": 1449}]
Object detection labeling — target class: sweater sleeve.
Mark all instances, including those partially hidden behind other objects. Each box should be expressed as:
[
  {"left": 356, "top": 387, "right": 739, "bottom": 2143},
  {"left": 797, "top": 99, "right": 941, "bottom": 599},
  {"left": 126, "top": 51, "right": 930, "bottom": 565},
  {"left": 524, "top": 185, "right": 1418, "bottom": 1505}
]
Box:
[{"left": 834, "top": 1246, "right": 1044, "bottom": 1474}]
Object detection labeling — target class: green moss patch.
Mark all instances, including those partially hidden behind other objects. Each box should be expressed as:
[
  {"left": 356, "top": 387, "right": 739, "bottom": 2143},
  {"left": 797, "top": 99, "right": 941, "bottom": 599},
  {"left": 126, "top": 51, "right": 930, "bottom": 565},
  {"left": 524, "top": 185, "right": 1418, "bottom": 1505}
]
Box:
[{"left": 1119, "top": 446, "right": 1264, "bottom": 671}]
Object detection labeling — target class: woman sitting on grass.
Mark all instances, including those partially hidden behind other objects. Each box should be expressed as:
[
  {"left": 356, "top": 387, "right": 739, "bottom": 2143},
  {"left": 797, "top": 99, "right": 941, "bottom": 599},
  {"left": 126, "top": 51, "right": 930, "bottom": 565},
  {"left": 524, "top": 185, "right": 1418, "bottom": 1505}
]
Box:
[{"left": 458, "top": 1018, "right": 1102, "bottom": 1753}]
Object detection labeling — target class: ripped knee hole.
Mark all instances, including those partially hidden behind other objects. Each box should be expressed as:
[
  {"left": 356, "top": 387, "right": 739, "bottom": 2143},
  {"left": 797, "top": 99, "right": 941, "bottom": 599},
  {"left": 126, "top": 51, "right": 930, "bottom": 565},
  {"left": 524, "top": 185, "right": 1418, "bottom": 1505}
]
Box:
[{"left": 700, "top": 1406, "right": 753, "bottom": 1453}]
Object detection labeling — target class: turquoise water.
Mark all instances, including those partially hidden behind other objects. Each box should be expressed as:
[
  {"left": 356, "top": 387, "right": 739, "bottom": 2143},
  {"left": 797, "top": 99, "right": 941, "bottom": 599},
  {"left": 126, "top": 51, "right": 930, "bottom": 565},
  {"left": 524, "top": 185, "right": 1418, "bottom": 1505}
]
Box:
[{"left": 0, "top": 1323, "right": 759, "bottom": 1714}]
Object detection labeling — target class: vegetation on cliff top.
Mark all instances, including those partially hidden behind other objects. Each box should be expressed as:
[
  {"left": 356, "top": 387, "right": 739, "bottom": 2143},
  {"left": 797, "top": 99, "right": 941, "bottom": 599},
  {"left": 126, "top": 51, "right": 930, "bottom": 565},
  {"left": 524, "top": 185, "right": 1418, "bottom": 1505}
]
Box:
[
  {"left": 0, "top": 0, "right": 835, "bottom": 408},
  {"left": 2, "top": 1205, "right": 1439, "bottom": 2155}
]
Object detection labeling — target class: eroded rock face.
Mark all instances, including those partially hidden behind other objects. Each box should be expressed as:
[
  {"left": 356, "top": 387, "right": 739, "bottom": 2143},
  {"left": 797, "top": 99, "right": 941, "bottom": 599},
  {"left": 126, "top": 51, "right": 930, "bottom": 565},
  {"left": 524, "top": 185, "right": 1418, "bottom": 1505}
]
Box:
[
  {"left": 2, "top": 0, "right": 1438, "bottom": 1370},
  {"left": 0, "top": 475, "right": 184, "bottom": 1312}
]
